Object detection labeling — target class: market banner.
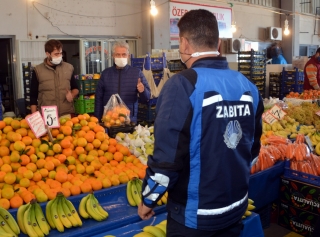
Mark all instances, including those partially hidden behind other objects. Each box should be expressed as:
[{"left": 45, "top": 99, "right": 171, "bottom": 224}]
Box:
[{"left": 169, "top": 1, "right": 232, "bottom": 47}]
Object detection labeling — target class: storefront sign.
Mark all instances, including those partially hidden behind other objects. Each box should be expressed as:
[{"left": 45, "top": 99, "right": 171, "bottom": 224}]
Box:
[
  {"left": 26, "top": 112, "right": 47, "bottom": 138},
  {"left": 169, "top": 1, "right": 232, "bottom": 47},
  {"left": 41, "top": 106, "right": 60, "bottom": 128}
]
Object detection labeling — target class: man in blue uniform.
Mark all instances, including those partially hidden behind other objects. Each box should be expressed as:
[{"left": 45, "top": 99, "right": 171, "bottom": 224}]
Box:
[{"left": 138, "top": 9, "right": 263, "bottom": 237}]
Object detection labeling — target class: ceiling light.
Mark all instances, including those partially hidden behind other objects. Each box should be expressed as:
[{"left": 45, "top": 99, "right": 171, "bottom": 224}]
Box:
[
  {"left": 231, "top": 22, "right": 237, "bottom": 33},
  {"left": 150, "top": 0, "right": 158, "bottom": 16},
  {"left": 284, "top": 16, "right": 290, "bottom": 36}
]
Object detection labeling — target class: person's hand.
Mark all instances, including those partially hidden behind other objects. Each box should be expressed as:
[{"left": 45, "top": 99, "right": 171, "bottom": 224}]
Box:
[
  {"left": 66, "top": 89, "right": 74, "bottom": 102},
  {"left": 138, "top": 202, "right": 155, "bottom": 220},
  {"left": 137, "top": 78, "right": 144, "bottom": 93}
]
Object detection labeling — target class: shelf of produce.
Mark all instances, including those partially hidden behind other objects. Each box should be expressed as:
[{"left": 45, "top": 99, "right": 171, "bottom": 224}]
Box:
[{"left": 9, "top": 184, "right": 166, "bottom": 237}]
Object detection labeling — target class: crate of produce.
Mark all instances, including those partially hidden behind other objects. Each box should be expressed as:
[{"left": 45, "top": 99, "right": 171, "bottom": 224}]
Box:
[
  {"left": 8, "top": 184, "right": 167, "bottom": 237},
  {"left": 283, "top": 160, "right": 320, "bottom": 186},
  {"left": 105, "top": 124, "right": 135, "bottom": 138},
  {"left": 90, "top": 80, "right": 99, "bottom": 93},
  {"left": 282, "top": 67, "right": 304, "bottom": 83},
  {"left": 76, "top": 80, "right": 91, "bottom": 95},
  {"left": 138, "top": 103, "right": 156, "bottom": 124},
  {"left": 74, "top": 98, "right": 95, "bottom": 114},
  {"left": 278, "top": 202, "right": 319, "bottom": 237},
  {"left": 279, "top": 177, "right": 320, "bottom": 215},
  {"left": 249, "top": 161, "right": 285, "bottom": 210}
]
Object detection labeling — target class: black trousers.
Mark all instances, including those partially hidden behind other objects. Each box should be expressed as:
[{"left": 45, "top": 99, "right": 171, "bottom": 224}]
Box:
[{"left": 167, "top": 212, "right": 243, "bottom": 237}]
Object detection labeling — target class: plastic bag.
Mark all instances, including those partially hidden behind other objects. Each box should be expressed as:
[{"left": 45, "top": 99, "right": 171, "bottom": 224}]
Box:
[{"left": 102, "top": 94, "right": 130, "bottom": 127}]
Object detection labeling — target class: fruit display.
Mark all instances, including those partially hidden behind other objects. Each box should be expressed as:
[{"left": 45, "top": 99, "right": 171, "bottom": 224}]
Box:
[
  {"left": 285, "top": 90, "right": 320, "bottom": 100},
  {"left": 116, "top": 125, "right": 154, "bottom": 165},
  {"left": 17, "top": 199, "right": 49, "bottom": 236},
  {"left": 0, "top": 114, "right": 147, "bottom": 210},
  {"left": 0, "top": 206, "right": 20, "bottom": 236},
  {"left": 79, "top": 193, "right": 108, "bottom": 221},
  {"left": 133, "top": 220, "right": 167, "bottom": 237}
]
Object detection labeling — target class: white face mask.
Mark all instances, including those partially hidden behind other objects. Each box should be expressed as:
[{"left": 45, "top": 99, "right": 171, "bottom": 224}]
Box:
[
  {"left": 50, "top": 56, "right": 62, "bottom": 65},
  {"left": 180, "top": 51, "right": 220, "bottom": 64},
  {"left": 114, "top": 58, "right": 128, "bottom": 68}
]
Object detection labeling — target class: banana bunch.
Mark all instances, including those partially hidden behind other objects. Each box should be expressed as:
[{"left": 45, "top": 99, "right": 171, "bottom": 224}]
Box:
[
  {"left": 127, "top": 178, "right": 143, "bottom": 206},
  {"left": 0, "top": 206, "right": 20, "bottom": 237},
  {"left": 17, "top": 199, "right": 50, "bottom": 237},
  {"left": 79, "top": 193, "right": 109, "bottom": 221},
  {"left": 242, "top": 199, "right": 256, "bottom": 219},
  {"left": 156, "top": 192, "right": 168, "bottom": 206},
  {"left": 134, "top": 220, "right": 167, "bottom": 237},
  {"left": 45, "top": 192, "right": 82, "bottom": 233}
]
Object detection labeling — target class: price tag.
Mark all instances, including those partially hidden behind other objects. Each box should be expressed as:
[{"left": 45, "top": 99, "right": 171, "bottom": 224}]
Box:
[
  {"left": 315, "top": 110, "right": 320, "bottom": 117},
  {"left": 269, "top": 105, "right": 286, "bottom": 120},
  {"left": 262, "top": 111, "right": 278, "bottom": 125},
  {"left": 41, "top": 106, "right": 60, "bottom": 128},
  {"left": 25, "top": 112, "right": 47, "bottom": 138}
]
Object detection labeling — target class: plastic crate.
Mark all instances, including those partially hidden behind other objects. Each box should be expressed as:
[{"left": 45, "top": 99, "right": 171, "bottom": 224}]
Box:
[
  {"left": 74, "top": 98, "right": 95, "bottom": 114},
  {"left": 283, "top": 160, "right": 320, "bottom": 186},
  {"left": 282, "top": 67, "right": 304, "bottom": 83},
  {"left": 138, "top": 105, "right": 156, "bottom": 123},
  {"left": 256, "top": 204, "right": 271, "bottom": 229},
  {"left": 105, "top": 124, "right": 135, "bottom": 138},
  {"left": 131, "top": 53, "right": 166, "bottom": 71},
  {"left": 76, "top": 80, "right": 91, "bottom": 95},
  {"left": 90, "top": 80, "right": 99, "bottom": 93}
]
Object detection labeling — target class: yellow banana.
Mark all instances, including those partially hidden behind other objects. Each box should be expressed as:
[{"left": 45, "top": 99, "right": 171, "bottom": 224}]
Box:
[
  {"left": 61, "top": 196, "right": 79, "bottom": 227},
  {"left": 0, "top": 225, "right": 17, "bottom": 237},
  {"left": 56, "top": 196, "right": 72, "bottom": 228},
  {"left": 86, "top": 194, "right": 105, "bottom": 221},
  {"left": 17, "top": 203, "right": 30, "bottom": 234},
  {"left": 133, "top": 232, "right": 155, "bottom": 237},
  {"left": 164, "top": 192, "right": 168, "bottom": 198},
  {"left": 143, "top": 225, "right": 166, "bottom": 237},
  {"left": 244, "top": 210, "right": 252, "bottom": 216},
  {"left": 79, "top": 194, "right": 91, "bottom": 219},
  {"left": 46, "top": 199, "right": 56, "bottom": 229},
  {"left": 0, "top": 206, "right": 20, "bottom": 235},
  {"left": 248, "top": 199, "right": 254, "bottom": 205},
  {"left": 126, "top": 180, "right": 137, "bottom": 206},
  {"left": 30, "top": 204, "right": 45, "bottom": 237},
  {"left": 92, "top": 194, "right": 109, "bottom": 219},
  {"left": 131, "top": 179, "right": 142, "bottom": 206},
  {"left": 247, "top": 204, "right": 256, "bottom": 211},
  {"left": 50, "top": 197, "right": 64, "bottom": 232},
  {"left": 65, "top": 199, "right": 82, "bottom": 227},
  {"left": 157, "top": 199, "right": 163, "bottom": 206},
  {"left": 23, "top": 204, "right": 38, "bottom": 237},
  {"left": 160, "top": 195, "right": 167, "bottom": 205},
  {"left": 155, "top": 224, "right": 166, "bottom": 234},
  {"left": 159, "top": 220, "right": 167, "bottom": 225},
  {"left": 34, "top": 202, "right": 50, "bottom": 235},
  {"left": 136, "top": 179, "right": 143, "bottom": 198}
]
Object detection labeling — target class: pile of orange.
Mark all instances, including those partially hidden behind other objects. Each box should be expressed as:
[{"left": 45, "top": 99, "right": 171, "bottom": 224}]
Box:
[{"left": 0, "top": 114, "right": 147, "bottom": 210}]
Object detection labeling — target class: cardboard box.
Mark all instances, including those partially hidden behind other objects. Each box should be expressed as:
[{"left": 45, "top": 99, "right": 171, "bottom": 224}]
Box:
[
  {"left": 279, "top": 177, "right": 320, "bottom": 215},
  {"left": 292, "top": 56, "right": 309, "bottom": 71},
  {"left": 278, "top": 202, "right": 319, "bottom": 237}
]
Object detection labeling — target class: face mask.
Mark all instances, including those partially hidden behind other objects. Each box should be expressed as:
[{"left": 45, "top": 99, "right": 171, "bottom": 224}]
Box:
[
  {"left": 50, "top": 56, "right": 62, "bottom": 65},
  {"left": 179, "top": 51, "right": 220, "bottom": 65},
  {"left": 114, "top": 58, "right": 128, "bottom": 67}
]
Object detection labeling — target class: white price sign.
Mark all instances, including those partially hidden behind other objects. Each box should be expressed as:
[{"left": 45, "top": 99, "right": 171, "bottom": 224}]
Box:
[
  {"left": 25, "top": 112, "right": 47, "bottom": 138},
  {"left": 262, "top": 111, "right": 278, "bottom": 125},
  {"left": 41, "top": 106, "right": 60, "bottom": 128},
  {"left": 269, "top": 105, "right": 286, "bottom": 120}
]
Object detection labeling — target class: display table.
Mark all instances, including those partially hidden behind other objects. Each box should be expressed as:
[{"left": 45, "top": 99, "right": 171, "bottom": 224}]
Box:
[
  {"left": 249, "top": 161, "right": 285, "bottom": 209},
  {"left": 93, "top": 212, "right": 264, "bottom": 237},
  {"left": 10, "top": 184, "right": 166, "bottom": 237}
]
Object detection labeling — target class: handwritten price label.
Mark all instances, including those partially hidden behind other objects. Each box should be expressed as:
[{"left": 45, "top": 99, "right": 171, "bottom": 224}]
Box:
[
  {"left": 25, "top": 112, "right": 47, "bottom": 138},
  {"left": 269, "top": 105, "right": 286, "bottom": 120},
  {"left": 262, "top": 111, "right": 278, "bottom": 125},
  {"left": 41, "top": 106, "right": 60, "bottom": 128}
]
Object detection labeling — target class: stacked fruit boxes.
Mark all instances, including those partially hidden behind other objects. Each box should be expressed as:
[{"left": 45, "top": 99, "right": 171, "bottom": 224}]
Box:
[
  {"left": 278, "top": 161, "right": 320, "bottom": 236},
  {"left": 269, "top": 72, "right": 281, "bottom": 98},
  {"left": 238, "top": 49, "right": 266, "bottom": 98},
  {"left": 22, "top": 62, "right": 32, "bottom": 115},
  {"left": 280, "top": 68, "right": 304, "bottom": 99}
]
